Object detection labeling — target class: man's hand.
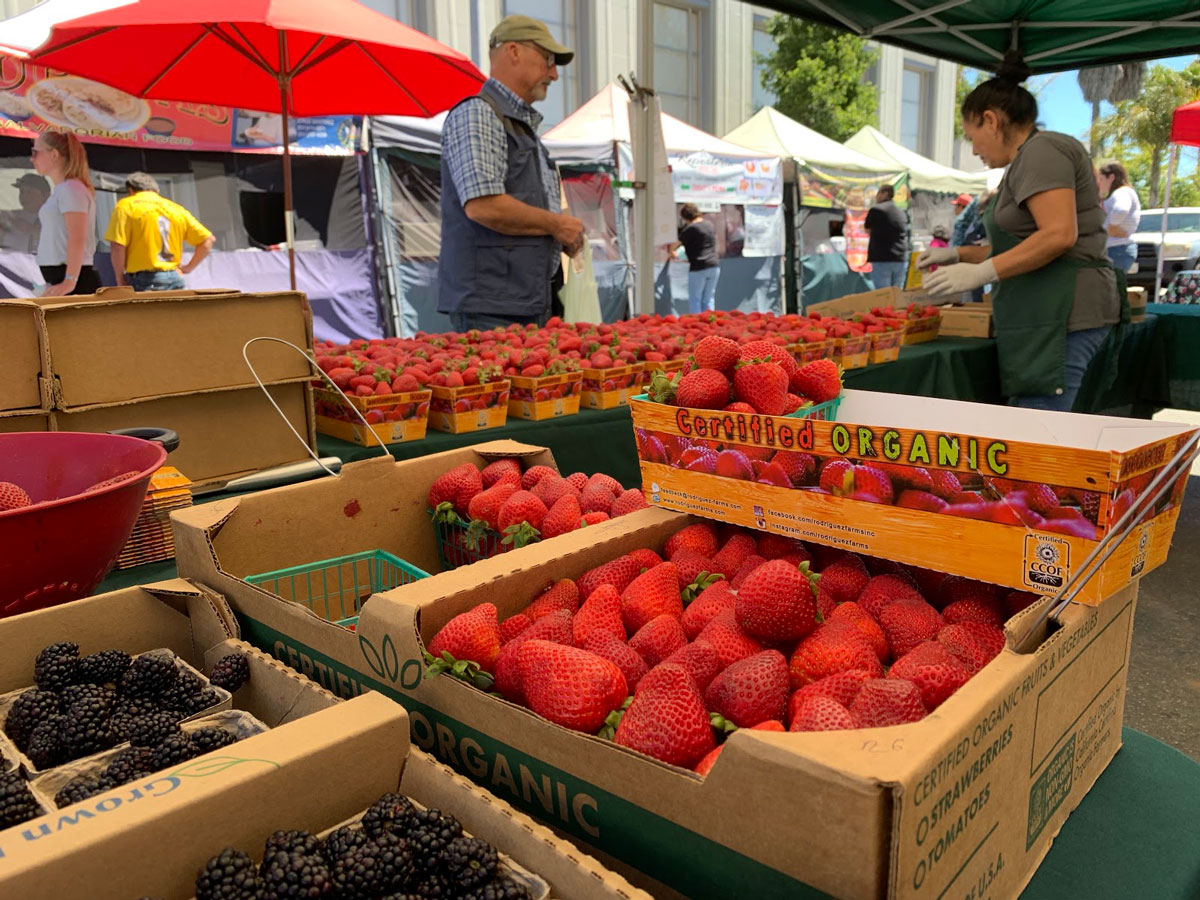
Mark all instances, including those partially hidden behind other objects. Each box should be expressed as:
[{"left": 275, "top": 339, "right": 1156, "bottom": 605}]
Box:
[
  {"left": 553, "top": 214, "right": 585, "bottom": 256},
  {"left": 923, "top": 259, "right": 998, "bottom": 297},
  {"left": 916, "top": 247, "right": 960, "bottom": 269},
  {"left": 179, "top": 262, "right": 195, "bottom": 275},
  {"left": 42, "top": 281, "right": 73, "bottom": 297}
]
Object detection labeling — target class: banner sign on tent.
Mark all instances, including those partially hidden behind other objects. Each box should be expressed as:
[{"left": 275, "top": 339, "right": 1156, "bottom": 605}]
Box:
[
  {"left": 798, "top": 163, "right": 908, "bottom": 211},
  {"left": 672, "top": 151, "right": 782, "bottom": 205},
  {"left": 0, "top": 58, "right": 359, "bottom": 155}
]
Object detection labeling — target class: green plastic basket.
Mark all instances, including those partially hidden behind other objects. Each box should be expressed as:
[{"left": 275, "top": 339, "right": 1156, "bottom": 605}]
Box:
[
  {"left": 246, "top": 549, "right": 429, "bottom": 625},
  {"left": 435, "top": 519, "right": 503, "bottom": 571}
]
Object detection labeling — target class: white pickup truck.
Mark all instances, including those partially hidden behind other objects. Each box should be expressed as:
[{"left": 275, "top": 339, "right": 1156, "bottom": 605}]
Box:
[{"left": 1130, "top": 208, "right": 1200, "bottom": 292}]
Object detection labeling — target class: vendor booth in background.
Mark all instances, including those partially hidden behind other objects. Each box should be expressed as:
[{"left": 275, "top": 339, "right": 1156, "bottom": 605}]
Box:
[{"left": 724, "top": 106, "right": 905, "bottom": 311}]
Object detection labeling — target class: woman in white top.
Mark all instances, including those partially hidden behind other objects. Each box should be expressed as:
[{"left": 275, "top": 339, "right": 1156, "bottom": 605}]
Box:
[
  {"left": 31, "top": 131, "right": 99, "bottom": 296},
  {"left": 1097, "top": 160, "right": 1141, "bottom": 275}
]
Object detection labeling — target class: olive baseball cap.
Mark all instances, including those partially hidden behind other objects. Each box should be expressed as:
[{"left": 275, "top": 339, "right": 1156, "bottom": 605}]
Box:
[{"left": 489, "top": 14, "right": 574, "bottom": 65}]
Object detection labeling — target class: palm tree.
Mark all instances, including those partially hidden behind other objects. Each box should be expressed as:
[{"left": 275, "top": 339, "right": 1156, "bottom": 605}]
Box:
[{"left": 1078, "top": 63, "right": 1146, "bottom": 157}]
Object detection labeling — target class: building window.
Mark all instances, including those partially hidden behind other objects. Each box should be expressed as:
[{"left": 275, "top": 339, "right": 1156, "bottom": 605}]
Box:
[
  {"left": 751, "top": 14, "right": 776, "bottom": 111},
  {"left": 503, "top": 0, "right": 580, "bottom": 129},
  {"left": 358, "top": 0, "right": 425, "bottom": 30},
  {"left": 900, "top": 64, "right": 930, "bottom": 155},
  {"left": 654, "top": 2, "right": 702, "bottom": 127}
]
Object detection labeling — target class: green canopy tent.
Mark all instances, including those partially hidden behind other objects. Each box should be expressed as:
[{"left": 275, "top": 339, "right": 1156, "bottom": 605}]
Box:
[{"left": 744, "top": 1, "right": 1200, "bottom": 74}]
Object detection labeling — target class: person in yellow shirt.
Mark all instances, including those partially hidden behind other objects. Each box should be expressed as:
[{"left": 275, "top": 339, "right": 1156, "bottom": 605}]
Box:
[{"left": 104, "top": 172, "right": 215, "bottom": 291}]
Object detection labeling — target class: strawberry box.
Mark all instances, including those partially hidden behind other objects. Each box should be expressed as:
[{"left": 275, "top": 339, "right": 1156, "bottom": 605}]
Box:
[
  {"left": 832, "top": 334, "right": 872, "bottom": 369},
  {"left": 868, "top": 329, "right": 903, "bottom": 365},
  {"left": 428, "top": 380, "right": 511, "bottom": 434},
  {"left": 508, "top": 371, "right": 583, "bottom": 420},
  {"left": 314, "top": 386, "right": 432, "bottom": 447},
  {"left": 0, "top": 299, "right": 48, "bottom": 412},
  {"left": 175, "top": 502, "right": 1140, "bottom": 900},
  {"left": 902, "top": 311, "right": 941, "bottom": 345},
  {"left": 628, "top": 389, "right": 1196, "bottom": 603},
  {"left": 581, "top": 363, "right": 645, "bottom": 410},
  {"left": 640, "top": 358, "right": 688, "bottom": 377},
  {"left": 787, "top": 338, "right": 835, "bottom": 364}
]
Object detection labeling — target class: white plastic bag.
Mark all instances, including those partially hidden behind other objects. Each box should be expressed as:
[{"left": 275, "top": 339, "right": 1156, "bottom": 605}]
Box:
[{"left": 559, "top": 245, "right": 602, "bottom": 324}]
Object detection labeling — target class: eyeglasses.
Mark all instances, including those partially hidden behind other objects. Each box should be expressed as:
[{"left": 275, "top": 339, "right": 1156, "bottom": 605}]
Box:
[{"left": 520, "top": 41, "right": 556, "bottom": 68}]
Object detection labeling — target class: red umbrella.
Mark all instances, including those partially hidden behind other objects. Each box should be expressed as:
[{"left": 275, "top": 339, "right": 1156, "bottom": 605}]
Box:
[
  {"left": 1170, "top": 100, "right": 1200, "bottom": 147},
  {"left": 29, "top": 0, "right": 485, "bottom": 287}
]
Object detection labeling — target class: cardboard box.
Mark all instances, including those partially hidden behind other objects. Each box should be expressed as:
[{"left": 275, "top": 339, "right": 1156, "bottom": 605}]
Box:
[
  {"left": 1128, "top": 286, "right": 1147, "bottom": 323},
  {"left": 508, "top": 371, "right": 583, "bottom": 420},
  {"left": 0, "top": 409, "right": 51, "bottom": 433},
  {"left": 868, "top": 330, "right": 903, "bottom": 365},
  {"left": 581, "top": 363, "right": 645, "bottom": 410},
  {"left": 629, "top": 389, "right": 1195, "bottom": 601},
  {"left": 429, "top": 381, "right": 511, "bottom": 434},
  {"left": 833, "top": 334, "right": 872, "bottom": 369},
  {"left": 939, "top": 302, "right": 994, "bottom": 338},
  {"left": 0, "top": 299, "right": 47, "bottom": 412},
  {"left": 808, "top": 287, "right": 941, "bottom": 345},
  {"left": 52, "top": 379, "right": 316, "bottom": 489},
  {"left": 175, "top": 505, "right": 1139, "bottom": 900},
  {"left": 314, "top": 386, "right": 432, "bottom": 447},
  {"left": 34, "top": 288, "right": 313, "bottom": 408},
  {"left": 788, "top": 338, "right": 835, "bottom": 364}
]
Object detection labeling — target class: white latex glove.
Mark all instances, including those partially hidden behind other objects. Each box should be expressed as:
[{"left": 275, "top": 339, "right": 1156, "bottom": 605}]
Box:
[
  {"left": 922, "top": 259, "right": 998, "bottom": 297},
  {"left": 916, "top": 246, "right": 960, "bottom": 269}
]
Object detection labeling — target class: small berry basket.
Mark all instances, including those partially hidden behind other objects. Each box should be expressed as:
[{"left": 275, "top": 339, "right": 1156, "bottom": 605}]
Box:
[
  {"left": 246, "top": 549, "right": 429, "bottom": 629},
  {"left": 431, "top": 517, "right": 505, "bottom": 572}
]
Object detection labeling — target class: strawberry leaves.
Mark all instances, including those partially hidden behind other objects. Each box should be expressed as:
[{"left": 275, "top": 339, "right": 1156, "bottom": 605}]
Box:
[{"left": 422, "top": 650, "right": 495, "bottom": 690}]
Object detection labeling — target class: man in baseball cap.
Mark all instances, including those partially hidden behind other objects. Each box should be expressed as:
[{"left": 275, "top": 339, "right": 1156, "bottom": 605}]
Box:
[
  {"left": 438, "top": 14, "right": 584, "bottom": 331},
  {"left": 0, "top": 172, "right": 50, "bottom": 252}
]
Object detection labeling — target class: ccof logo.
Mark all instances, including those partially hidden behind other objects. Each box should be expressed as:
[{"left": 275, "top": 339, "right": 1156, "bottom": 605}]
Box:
[{"left": 1036, "top": 542, "right": 1060, "bottom": 565}]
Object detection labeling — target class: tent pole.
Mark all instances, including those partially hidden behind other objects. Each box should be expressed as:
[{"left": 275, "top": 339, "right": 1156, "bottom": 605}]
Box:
[
  {"left": 279, "top": 32, "right": 297, "bottom": 291},
  {"left": 634, "top": 0, "right": 655, "bottom": 315},
  {"left": 1154, "top": 144, "right": 1177, "bottom": 303},
  {"left": 784, "top": 170, "right": 798, "bottom": 313}
]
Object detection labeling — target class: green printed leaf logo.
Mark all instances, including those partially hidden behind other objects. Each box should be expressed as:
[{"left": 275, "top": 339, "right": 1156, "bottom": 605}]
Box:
[
  {"left": 171, "top": 756, "right": 281, "bottom": 778},
  {"left": 359, "top": 633, "right": 386, "bottom": 678},
  {"left": 359, "top": 632, "right": 400, "bottom": 682}
]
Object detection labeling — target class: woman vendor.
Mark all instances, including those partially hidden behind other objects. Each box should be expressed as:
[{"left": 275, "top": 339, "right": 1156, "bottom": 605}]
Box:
[{"left": 917, "top": 54, "right": 1126, "bottom": 411}]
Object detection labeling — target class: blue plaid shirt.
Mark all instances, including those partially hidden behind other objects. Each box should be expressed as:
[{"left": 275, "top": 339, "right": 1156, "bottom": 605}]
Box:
[{"left": 442, "top": 78, "right": 561, "bottom": 215}]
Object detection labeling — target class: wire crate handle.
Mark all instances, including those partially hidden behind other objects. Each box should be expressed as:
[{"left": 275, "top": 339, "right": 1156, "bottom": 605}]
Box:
[{"left": 242, "top": 336, "right": 399, "bottom": 478}]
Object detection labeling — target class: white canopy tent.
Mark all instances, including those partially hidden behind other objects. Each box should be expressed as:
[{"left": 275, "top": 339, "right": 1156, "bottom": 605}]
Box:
[
  {"left": 725, "top": 106, "right": 902, "bottom": 176},
  {"left": 844, "top": 125, "right": 993, "bottom": 195}
]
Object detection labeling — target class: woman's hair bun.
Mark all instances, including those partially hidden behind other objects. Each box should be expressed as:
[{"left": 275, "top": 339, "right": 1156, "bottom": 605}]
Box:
[{"left": 995, "top": 50, "right": 1032, "bottom": 85}]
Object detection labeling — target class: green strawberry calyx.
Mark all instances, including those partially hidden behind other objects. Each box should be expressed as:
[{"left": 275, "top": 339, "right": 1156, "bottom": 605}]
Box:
[
  {"left": 430, "top": 501, "right": 462, "bottom": 525},
  {"left": 501, "top": 521, "right": 541, "bottom": 549},
  {"left": 709, "top": 712, "right": 738, "bottom": 734},
  {"left": 463, "top": 518, "right": 495, "bottom": 552},
  {"left": 596, "top": 695, "right": 634, "bottom": 741},
  {"left": 422, "top": 650, "right": 494, "bottom": 691},
  {"left": 682, "top": 571, "right": 725, "bottom": 605},
  {"left": 798, "top": 560, "right": 820, "bottom": 601},
  {"left": 647, "top": 369, "right": 679, "bottom": 404}
]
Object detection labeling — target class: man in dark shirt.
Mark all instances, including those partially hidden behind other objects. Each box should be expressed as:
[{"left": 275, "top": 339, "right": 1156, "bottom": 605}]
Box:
[
  {"left": 669, "top": 203, "right": 720, "bottom": 313},
  {"left": 864, "top": 184, "right": 909, "bottom": 289}
]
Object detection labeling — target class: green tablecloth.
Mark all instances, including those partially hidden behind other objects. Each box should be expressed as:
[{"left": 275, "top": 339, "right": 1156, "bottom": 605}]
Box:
[{"left": 1147, "top": 304, "right": 1200, "bottom": 410}]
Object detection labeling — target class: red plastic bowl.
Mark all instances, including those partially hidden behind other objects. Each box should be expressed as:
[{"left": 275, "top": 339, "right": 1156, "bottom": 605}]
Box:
[{"left": 0, "top": 431, "right": 168, "bottom": 617}]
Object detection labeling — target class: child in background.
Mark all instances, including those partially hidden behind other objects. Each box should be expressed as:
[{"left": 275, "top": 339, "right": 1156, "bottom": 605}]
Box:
[{"left": 930, "top": 225, "right": 950, "bottom": 248}]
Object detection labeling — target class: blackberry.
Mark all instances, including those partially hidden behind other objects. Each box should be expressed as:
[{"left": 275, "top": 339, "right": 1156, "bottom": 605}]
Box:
[
  {"left": 101, "top": 746, "right": 156, "bottom": 786},
  {"left": 320, "top": 824, "right": 370, "bottom": 865},
  {"left": 209, "top": 653, "right": 251, "bottom": 692},
  {"left": 60, "top": 683, "right": 116, "bottom": 711},
  {"left": 361, "top": 791, "right": 420, "bottom": 839},
  {"left": 159, "top": 679, "right": 203, "bottom": 713},
  {"left": 119, "top": 653, "right": 178, "bottom": 698},
  {"left": 191, "top": 727, "right": 240, "bottom": 754},
  {"left": 404, "top": 871, "right": 454, "bottom": 899},
  {"left": 54, "top": 774, "right": 108, "bottom": 808},
  {"left": 151, "top": 733, "right": 200, "bottom": 769},
  {"left": 259, "top": 846, "right": 334, "bottom": 899},
  {"left": 61, "top": 697, "right": 115, "bottom": 759},
  {"left": 110, "top": 698, "right": 170, "bottom": 742},
  {"left": 457, "top": 876, "right": 534, "bottom": 900},
  {"left": 187, "top": 688, "right": 223, "bottom": 714},
  {"left": 127, "top": 712, "right": 183, "bottom": 748},
  {"left": 0, "top": 771, "right": 43, "bottom": 830},
  {"left": 195, "top": 847, "right": 263, "bottom": 900},
  {"left": 264, "top": 829, "right": 321, "bottom": 855},
  {"left": 328, "top": 831, "right": 411, "bottom": 897},
  {"left": 4, "top": 688, "right": 61, "bottom": 751},
  {"left": 440, "top": 835, "right": 498, "bottom": 891},
  {"left": 74, "top": 649, "right": 131, "bottom": 686},
  {"left": 34, "top": 641, "right": 79, "bottom": 693},
  {"left": 26, "top": 715, "right": 67, "bottom": 769},
  {"left": 407, "top": 807, "right": 462, "bottom": 866}
]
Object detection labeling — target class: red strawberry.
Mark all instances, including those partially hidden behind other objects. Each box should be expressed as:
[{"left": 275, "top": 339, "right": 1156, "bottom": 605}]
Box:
[
  {"left": 541, "top": 494, "right": 583, "bottom": 539},
  {"left": 826, "top": 602, "right": 889, "bottom": 661},
  {"left": 499, "top": 613, "right": 532, "bottom": 645},
  {"left": 428, "top": 464, "right": 483, "bottom": 517},
  {"left": 628, "top": 615, "right": 688, "bottom": 667},
  {"left": 576, "top": 554, "right": 644, "bottom": 600},
  {"left": 723, "top": 401, "right": 757, "bottom": 414},
  {"left": 492, "top": 611, "right": 575, "bottom": 702},
  {"left": 791, "top": 668, "right": 873, "bottom": 709},
  {"left": 693, "top": 720, "right": 785, "bottom": 775},
  {"left": 621, "top": 563, "right": 683, "bottom": 634},
  {"left": 1024, "top": 483, "right": 1061, "bottom": 516},
  {"left": 875, "top": 463, "right": 932, "bottom": 492},
  {"left": 788, "top": 694, "right": 855, "bottom": 732},
  {"left": 694, "top": 335, "right": 741, "bottom": 372},
  {"left": 573, "top": 584, "right": 626, "bottom": 646},
  {"left": 929, "top": 470, "right": 962, "bottom": 500},
  {"left": 581, "top": 631, "right": 649, "bottom": 694},
  {"left": 705, "top": 650, "right": 790, "bottom": 728},
  {"left": 497, "top": 491, "right": 548, "bottom": 547},
  {"left": 579, "top": 483, "right": 615, "bottom": 515},
  {"left": 831, "top": 465, "right": 892, "bottom": 503},
  {"left": 849, "top": 678, "right": 927, "bottom": 727},
  {"left": 895, "top": 490, "right": 948, "bottom": 512},
  {"left": 888, "top": 642, "right": 971, "bottom": 710},
  {"left": 480, "top": 457, "right": 522, "bottom": 489},
  {"left": 818, "top": 459, "right": 854, "bottom": 494},
  {"left": 665, "top": 522, "right": 719, "bottom": 559},
  {"left": 729, "top": 555, "right": 767, "bottom": 591},
  {"left": 856, "top": 574, "right": 924, "bottom": 620},
  {"left": 698, "top": 609, "right": 765, "bottom": 669},
  {"left": 790, "top": 358, "right": 842, "bottom": 403},
  {"left": 611, "top": 488, "right": 648, "bottom": 517},
  {"left": 814, "top": 553, "right": 870, "bottom": 609},
  {"left": 755, "top": 532, "right": 808, "bottom": 561},
  {"left": 681, "top": 581, "right": 737, "bottom": 640},
  {"left": 671, "top": 549, "right": 717, "bottom": 591},
  {"left": 788, "top": 626, "right": 883, "bottom": 688},
  {"left": 614, "top": 663, "right": 715, "bottom": 768},
  {"left": 733, "top": 360, "right": 789, "bottom": 416},
  {"left": 531, "top": 474, "right": 572, "bottom": 507},
  {"left": 520, "top": 465, "right": 558, "bottom": 490},
  {"left": 938, "top": 622, "right": 1006, "bottom": 674},
  {"left": 525, "top": 579, "right": 580, "bottom": 621},
  {"left": 662, "top": 641, "right": 723, "bottom": 692},
  {"left": 675, "top": 368, "right": 731, "bottom": 409},
  {"left": 714, "top": 449, "right": 754, "bottom": 481},
  {"left": 938, "top": 575, "right": 1001, "bottom": 609},
  {"left": 629, "top": 548, "right": 664, "bottom": 569},
  {"left": 735, "top": 559, "right": 818, "bottom": 643},
  {"left": 710, "top": 533, "right": 757, "bottom": 579},
  {"left": 738, "top": 339, "right": 798, "bottom": 380},
  {"left": 771, "top": 450, "right": 816, "bottom": 486},
  {"left": 518, "top": 640, "right": 628, "bottom": 732},
  {"left": 427, "top": 602, "right": 501, "bottom": 673},
  {"left": 878, "top": 600, "right": 945, "bottom": 658},
  {"left": 467, "top": 482, "right": 519, "bottom": 531},
  {"left": 581, "top": 511, "right": 610, "bottom": 526},
  {"left": 586, "top": 472, "right": 622, "bottom": 496},
  {"left": 942, "top": 598, "right": 1005, "bottom": 628},
  {"left": 566, "top": 471, "right": 589, "bottom": 491}
]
